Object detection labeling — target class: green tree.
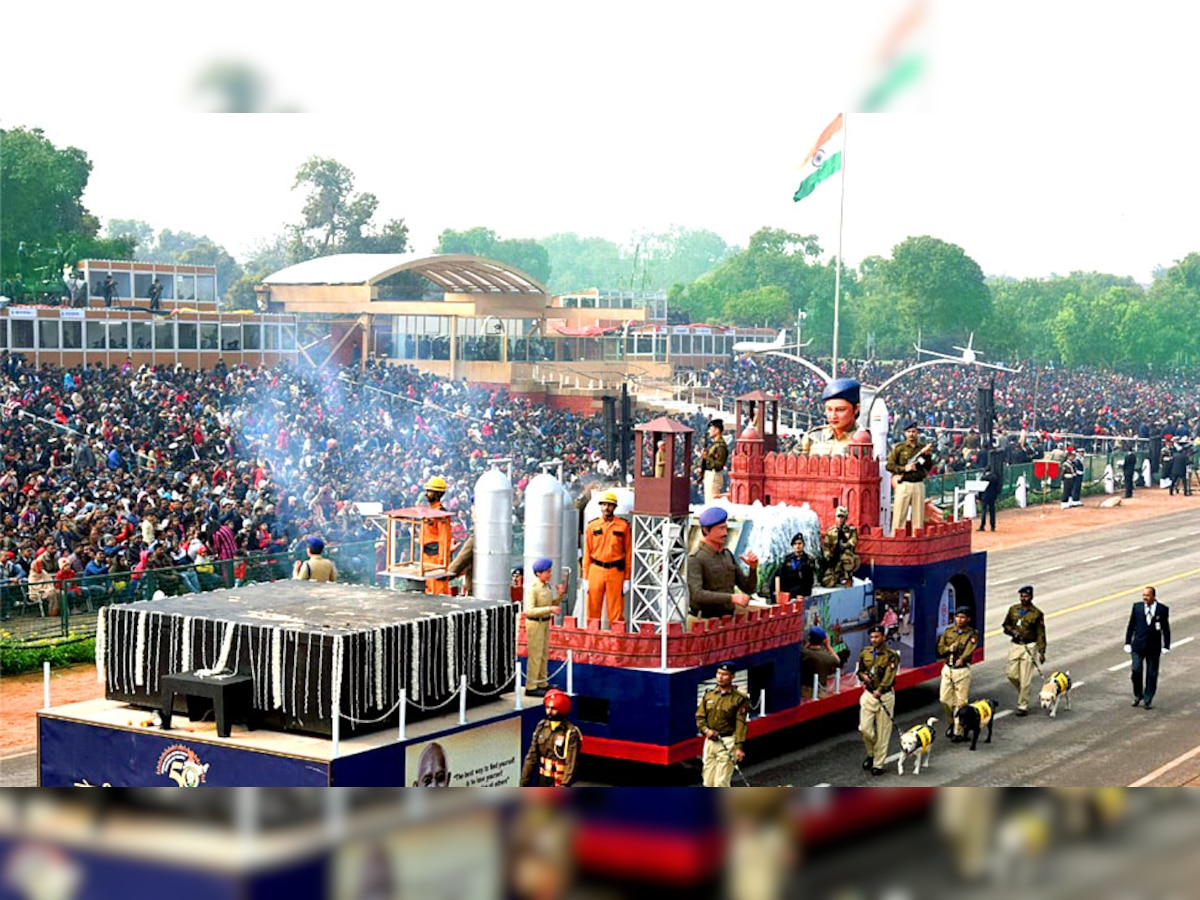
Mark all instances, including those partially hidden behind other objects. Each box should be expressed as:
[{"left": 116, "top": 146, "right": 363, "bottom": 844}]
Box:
[
  {"left": 1051, "top": 284, "right": 1144, "bottom": 367},
  {"left": 105, "top": 218, "right": 155, "bottom": 254},
  {"left": 1, "top": 126, "right": 133, "bottom": 294},
  {"left": 226, "top": 234, "right": 290, "bottom": 310},
  {"left": 288, "top": 157, "right": 408, "bottom": 262},
  {"left": 881, "top": 236, "right": 991, "bottom": 345},
  {"left": 542, "top": 232, "right": 626, "bottom": 293},
  {"left": 721, "top": 285, "right": 792, "bottom": 325},
  {"left": 436, "top": 227, "right": 551, "bottom": 283}
]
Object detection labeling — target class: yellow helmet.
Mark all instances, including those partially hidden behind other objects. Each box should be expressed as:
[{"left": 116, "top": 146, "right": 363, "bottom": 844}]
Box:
[
  {"left": 424, "top": 475, "right": 448, "bottom": 492},
  {"left": 599, "top": 491, "right": 619, "bottom": 505}
]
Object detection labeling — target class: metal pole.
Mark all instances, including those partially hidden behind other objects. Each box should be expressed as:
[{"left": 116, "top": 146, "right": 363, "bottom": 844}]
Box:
[
  {"left": 514, "top": 664, "right": 523, "bottom": 710},
  {"left": 661, "top": 520, "right": 671, "bottom": 670},
  {"left": 812, "top": 674, "right": 820, "bottom": 699},
  {"left": 459, "top": 674, "right": 468, "bottom": 725},
  {"left": 567, "top": 650, "right": 575, "bottom": 695},
  {"left": 398, "top": 688, "right": 407, "bottom": 741},
  {"left": 43, "top": 661, "right": 51, "bottom": 710},
  {"left": 331, "top": 698, "right": 340, "bottom": 759}
]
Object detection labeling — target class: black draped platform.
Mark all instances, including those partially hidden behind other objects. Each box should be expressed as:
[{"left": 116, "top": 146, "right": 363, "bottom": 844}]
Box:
[{"left": 98, "top": 583, "right": 518, "bottom": 737}]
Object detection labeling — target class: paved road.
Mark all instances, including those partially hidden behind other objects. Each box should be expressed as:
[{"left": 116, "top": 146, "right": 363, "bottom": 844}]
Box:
[
  {"left": 743, "top": 507, "right": 1200, "bottom": 787},
  {"left": 0, "top": 752, "right": 37, "bottom": 788}
]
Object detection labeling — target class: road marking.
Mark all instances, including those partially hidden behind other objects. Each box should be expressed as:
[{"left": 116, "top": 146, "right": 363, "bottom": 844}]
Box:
[
  {"left": 1129, "top": 744, "right": 1200, "bottom": 787},
  {"left": 813, "top": 782, "right": 831, "bottom": 787},
  {"left": 991, "top": 577, "right": 1017, "bottom": 586},
  {"left": 1118, "top": 546, "right": 1140, "bottom": 553},
  {"left": 1174, "top": 636, "right": 1195, "bottom": 649},
  {"left": 1081, "top": 555, "right": 1103, "bottom": 562},
  {"left": 1156, "top": 537, "right": 1173, "bottom": 544},
  {"left": 1040, "top": 566, "right": 1063, "bottom": 573},
  {"left": 1105, "top": 638, "right": 1191, "bottom": 671},
  {"left": 984, "top": 568, "right": 1200, "bottom": 639}
]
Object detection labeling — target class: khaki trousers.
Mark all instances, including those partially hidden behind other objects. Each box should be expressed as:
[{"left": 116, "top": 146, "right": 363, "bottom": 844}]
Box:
[
  {"left": 701, "top": 735, "right": 737, "bottom": 787},
  {"left": 940, "top": 666, "right": 972, "bottom": 735},
  {"left": 1006, "top": 643, "right": 1037, "bottom": 710},
  {"left": 892, "top": 480, "right": 926, "bottom": 533},
  {"left": 859, "top": 690, "right": 895, "bottom": 768},
  {"left": 525, "top": 619, "right": 549, "bottom": 690},
  {"left": 703, "top": 469, "right": 725, "bottom": 503}
]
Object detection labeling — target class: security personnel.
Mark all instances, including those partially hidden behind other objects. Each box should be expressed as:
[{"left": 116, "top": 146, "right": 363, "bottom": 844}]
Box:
[
  {"left": 687, "top": 506, "right": 759, "bottom": 621},
  {"left": 802, "top": 378, "right": 861, "bottom": 456},
  {"left": 582, "top": 491, "right": 631, "bottom": 624},
  {"left": 887, "top": 421, "right": 934, "bottom": 533},
  {"left": 293, "top": 535, "right": 338, "bottom": 582},
  {"left": 857, "top": 624, "right": 900, "bottom": 776},
  {"left": 524, "top": 557, "right": 564, "bottom": 696},
  {"left": 1001, "top": 585, "right": 1046, "bottom": 715},
  {"left": 699, "top": 419, "right": 729, "bottom": 502},
  {"left": 421, "top": 475, "right": 452, "bottom": 595},
  {"left": 820, "top": 506, "right": 860, "bottom": 587},
  {"left": 937, "top": 606, "right": 978, "bottom": 741},
  {"left": 695, "top": 661, "right": 749, "bottom": 787},
  {"left": 520, "top": 689, "right": 582, "bottom": 787}
]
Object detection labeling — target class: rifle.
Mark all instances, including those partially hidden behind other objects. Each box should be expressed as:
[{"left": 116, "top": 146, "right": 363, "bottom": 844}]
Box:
[{"left": 891, "top": 442, "right": 935, "bottom": 489}]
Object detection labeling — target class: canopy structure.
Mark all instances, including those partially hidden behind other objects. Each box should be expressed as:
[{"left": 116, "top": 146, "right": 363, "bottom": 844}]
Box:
[{"left": 262, "top": 253, "right": 547, "bottom": 295}]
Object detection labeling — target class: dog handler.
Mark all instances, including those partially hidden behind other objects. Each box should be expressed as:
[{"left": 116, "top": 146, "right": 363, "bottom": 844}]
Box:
[
  {"left": 1002, "top": 585, "right": 1047, "bottom": 715},
  {"left": 937, "top": 606, "right": 979, "bottom": 741},
  {"left": 695, "top": 661, "right": 750, "bottom": 787},
  {"left": 857, "top": 624, "right": 900, "bottom": 776}
]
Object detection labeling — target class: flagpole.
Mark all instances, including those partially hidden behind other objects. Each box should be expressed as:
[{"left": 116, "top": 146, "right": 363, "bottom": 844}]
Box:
[{"left": 832, "top": 113, "right": 847, "bottom": 377}]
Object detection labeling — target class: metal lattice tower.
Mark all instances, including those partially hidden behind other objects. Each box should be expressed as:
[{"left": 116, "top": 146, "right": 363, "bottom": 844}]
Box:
[{"left": 630, "top": 514, "right": 690, "bottom": 629}]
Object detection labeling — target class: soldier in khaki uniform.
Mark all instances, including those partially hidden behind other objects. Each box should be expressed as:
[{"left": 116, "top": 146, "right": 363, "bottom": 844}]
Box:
[
  {"left": 856, "top": 625, "right": 900, "bottom": 776},
  {"left": 700, "top": 419, "right": 729, "bottom": 502},
  {"left": 801, "top": 378, "right": 862, "bottom": 456},
  {"left": 937, "top": 606, "right": 979, "bottom": 741},
  {"left": 887, "top": 422, "right": 935, "bottom": 533},
  {"left": 293, "top": 536, "right": 337, "bottom": 582},
  {"left": 687, "top": 506, "right": 759, "bottom": 624},
  {"left": 820, "top": 506, "right": 860, "bottom": 587},
  {"left": 1002, "top": 585, "right": 1047, "bottom": 715},
  {"left": 695, "top": 661, "right": 749, "bottom": 787},
  {"left": 524, "top": 557, "right": 564, "bottom": 696},
  {"left": 520, "top": 689, "right": 582, "bottom": 787}
]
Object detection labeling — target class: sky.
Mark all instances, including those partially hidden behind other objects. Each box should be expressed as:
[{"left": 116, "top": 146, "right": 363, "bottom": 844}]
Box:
[{"left": 3, "top": 1, "right": 1199, "bottom": 284}]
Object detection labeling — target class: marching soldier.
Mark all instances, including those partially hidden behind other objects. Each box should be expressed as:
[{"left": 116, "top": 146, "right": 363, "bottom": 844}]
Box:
[
  {"left": 857, "top": 624, "right": 900, "bottom": 776},
  {"left": 582, "top": 491, "right": 631, "bottom": 624},
  {"left": 699, "top": 418, "right": 729, "bottom": 502},
  {"left": 938, "top": 606, "right": 979, "bottom": 741},
  {"left": 520, "top": 688, "right": 582, "bottom": 787},
  {"left": 820, "top": 506, "right": 859, "bottom": 587},
  {"left": 695, "top": 661, "right": 750, "bottom": 787},
  {"left": 1001, "top": 585, "right": 1047, "bottom": 715}
]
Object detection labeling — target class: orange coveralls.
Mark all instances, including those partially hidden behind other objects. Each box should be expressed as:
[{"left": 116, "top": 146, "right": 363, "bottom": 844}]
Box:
[
  {"left": 583, "top": 514, "right": 631, "bottom": 623},
  {"left": 421, "top": 504, "right": 452, "bottom": 596}
]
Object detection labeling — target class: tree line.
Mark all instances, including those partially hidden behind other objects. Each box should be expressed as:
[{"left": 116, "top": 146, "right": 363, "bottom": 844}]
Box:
[{"left": 3, "top": 124, "right": 1196, "bottom": 369}]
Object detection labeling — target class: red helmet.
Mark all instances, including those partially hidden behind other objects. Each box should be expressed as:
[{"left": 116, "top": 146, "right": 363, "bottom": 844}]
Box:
[{"left": 543, "top": 688, "right": 572, "bottom": 716}]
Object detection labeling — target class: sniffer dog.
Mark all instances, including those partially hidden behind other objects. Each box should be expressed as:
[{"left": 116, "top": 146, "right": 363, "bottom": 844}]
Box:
[
  {"left": 1039, "top": 671, "right": 1073, "bottom": 717},
  {"left": 954, "top": 698, "right": 999, "bottom": 751},
  {"left": 897, "top": 717, "right": 938, "bottom": 775}
]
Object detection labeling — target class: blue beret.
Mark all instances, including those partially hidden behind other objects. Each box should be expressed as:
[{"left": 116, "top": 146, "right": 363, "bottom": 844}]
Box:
[
  {"left": 698, "top": 506, "right": 728, "bottom": 528},
  {"left": 808, "top": 626, "right": 827, "bottom": 642},
  {"left": 306, "top": 536, "right": 325, "bottom": 552},
  {"left": 716, "top": 661, "right": 736, "bottom": 674},
  {"left": 821, "top": 378, "right": 861, "bottom": 405},
  {"left": 532, "top": 557, "right": 553, "bottom": 573}
]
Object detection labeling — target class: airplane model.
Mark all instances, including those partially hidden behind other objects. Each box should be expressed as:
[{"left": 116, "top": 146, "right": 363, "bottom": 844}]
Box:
[
  {"left": 732, "top": 328, "right": 812, "bottom": 354},
  {"left": 913, "top": 332, "right": 1021, "bottom": 373}
]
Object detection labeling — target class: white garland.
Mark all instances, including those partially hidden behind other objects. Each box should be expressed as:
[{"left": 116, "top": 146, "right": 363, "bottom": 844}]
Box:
[
  {"left": 410, "top": 622, "right": 421, "bottom": 702},
  {"left": 331, "top": 636, "right": 345, "bottom": 720},
  {"left": 133, "top": 610, "right": 148, "bottom": 686},
  {"left": 373, "top": 627, "right": 385, "bottom": 711},
  {"left": 196, "top": 621, "right": 236, "bottom": 678},
  {"left": 271, "top": 627, "right": 284, "bottom": 710},
  {"left": 481, "top": 610, "right": 489, "bottom": 684},
  {"left": 94, "top": 609, "right": 107, "bottom": 684},
  {"left": 180, "top": 616, "right": 193, "bottom": 673}
]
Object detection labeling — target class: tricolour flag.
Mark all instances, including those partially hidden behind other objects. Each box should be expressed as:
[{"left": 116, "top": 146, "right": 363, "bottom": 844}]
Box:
[{"left": 793, "top": 114, "right": 844, "bottom": 203}]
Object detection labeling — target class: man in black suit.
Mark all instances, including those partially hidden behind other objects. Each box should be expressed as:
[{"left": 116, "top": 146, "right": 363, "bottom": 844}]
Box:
[{"left": 1124, "top": 585, "right": 1171, "bottom": 709}]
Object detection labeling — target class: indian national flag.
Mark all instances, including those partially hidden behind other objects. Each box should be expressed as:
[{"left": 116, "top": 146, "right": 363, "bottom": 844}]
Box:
[{"left": 793, "top": 114, "right": 844, "bottom": 203}]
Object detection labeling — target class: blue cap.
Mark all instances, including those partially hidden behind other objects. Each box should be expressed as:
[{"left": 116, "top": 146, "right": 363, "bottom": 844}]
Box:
[
  {"left": 808, "top": 626, "right": 827, "bottom": 642},
  {"left": 955, "top": 606, "right": 972, "bottom": 617},
  {"left": 821, "top": 378, "right": 861, "bottom": 405},
  {"left": 698, "top": 506, "right": 728, "bottom": 528},
  {"left": 716, "top": 661, "right": 736, "bottom": 674},
  {"left": 1019, "top": 585, "right": 1034, "bottom": 596},
  {"left": 903, "top": 421, "right": 919, "bottom": 431},
  {"left": 306, "top": 536, "right": 325, "bottom": 552},
  {"left": 532, "top": 557, "right": 553, "bottom": 574}
]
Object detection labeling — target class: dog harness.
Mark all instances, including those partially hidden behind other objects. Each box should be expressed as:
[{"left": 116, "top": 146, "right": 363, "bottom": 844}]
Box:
[
  {"left": 1051, "top": 671, "right": 1071, "bottom": 694},
  {"left": 969, "top": 699, "right": 994, "bottom": 725},
  {"left": 908, "top": 723, "right": 933, "bottom": 751}
]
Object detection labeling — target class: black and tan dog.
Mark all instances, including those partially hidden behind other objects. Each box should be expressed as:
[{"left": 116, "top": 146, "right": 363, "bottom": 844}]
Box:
[{"left": 954, "top": 698, "right": 999, "bottom": 750}]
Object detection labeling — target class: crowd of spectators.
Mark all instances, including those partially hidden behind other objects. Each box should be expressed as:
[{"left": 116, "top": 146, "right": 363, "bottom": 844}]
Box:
[{"left": 1, "top": 347, "right": 1197, "bottom": 620}]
